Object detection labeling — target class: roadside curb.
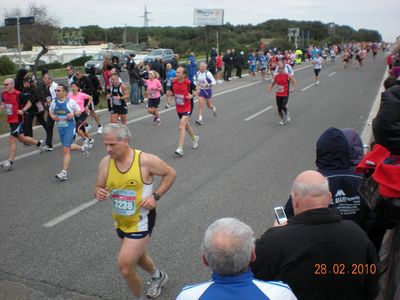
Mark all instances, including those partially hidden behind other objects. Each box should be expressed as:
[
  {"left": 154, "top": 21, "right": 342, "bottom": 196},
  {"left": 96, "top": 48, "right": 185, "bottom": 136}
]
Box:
[{"left": 360, "top": 66, "right": 388, "bottom": 146}]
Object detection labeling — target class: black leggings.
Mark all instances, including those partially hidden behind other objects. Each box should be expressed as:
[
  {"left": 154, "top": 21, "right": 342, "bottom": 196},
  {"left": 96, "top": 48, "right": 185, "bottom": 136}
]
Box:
[{"left": 23, "top": 111, "right": 47, "bottom": 137}]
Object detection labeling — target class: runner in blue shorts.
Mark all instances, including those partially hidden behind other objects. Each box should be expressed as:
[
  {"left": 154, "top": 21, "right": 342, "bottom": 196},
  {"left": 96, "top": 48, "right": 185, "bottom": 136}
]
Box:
[{"left": 49, "top": 84, "right": 90, "bottom": 181}]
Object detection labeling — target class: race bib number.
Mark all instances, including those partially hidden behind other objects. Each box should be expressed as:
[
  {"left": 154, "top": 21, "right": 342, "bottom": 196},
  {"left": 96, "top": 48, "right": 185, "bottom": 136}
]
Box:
[
  {"left": 111, "top": 189, "right": 136, "bottom": 216},
  {"left": 277, "top": 85, "right": 284, "bottom": 93},
  {"left": 149, "top": 90, "right": 157, "bottom": 98},
  {"left": 5, "top": 104, "right": 12, "bottom": 115},
  {"left": 56, "top": 116, "right": 68, "bottom": 127},
  {"left": 112, "top": 96, "right": 121, "bottom": 106},
  {"left": 175, "top": 94, "right": 185, "bottom": 106}
]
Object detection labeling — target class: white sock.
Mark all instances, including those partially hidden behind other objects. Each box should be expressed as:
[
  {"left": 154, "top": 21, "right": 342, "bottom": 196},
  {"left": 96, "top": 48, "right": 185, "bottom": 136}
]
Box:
[{"left": 151, "top": 269, "right": 161, "bottom": 279}]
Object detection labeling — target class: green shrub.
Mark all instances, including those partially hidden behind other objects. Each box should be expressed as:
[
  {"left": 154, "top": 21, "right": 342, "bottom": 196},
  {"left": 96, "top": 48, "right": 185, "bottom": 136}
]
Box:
[
  {"left": 0, "top": 56, "right": 16, "bottom": 75},
  {"left": 42, "top": 61, "right": 63, "bottom": 70},
  {"left": 64, "top": 55, "right": 93, "bottom": 67}
]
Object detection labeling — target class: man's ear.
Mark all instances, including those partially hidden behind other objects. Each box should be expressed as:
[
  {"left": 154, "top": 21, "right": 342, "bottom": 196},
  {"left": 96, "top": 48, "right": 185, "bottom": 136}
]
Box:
[
  {"left": 250, "top": 248, "right": 256, "bottom": 263},
  {"left": 201, "top": 254, "right": 209, "bottom": 267},
  {"left": 293, "top": 193, "right": 300, "bottom": 209}
]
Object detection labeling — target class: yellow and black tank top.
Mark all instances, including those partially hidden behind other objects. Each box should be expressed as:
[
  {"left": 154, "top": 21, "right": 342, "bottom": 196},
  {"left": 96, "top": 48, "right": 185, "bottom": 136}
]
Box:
[{"left": 106, "top": 149, "right": 153, "bottom": 232}]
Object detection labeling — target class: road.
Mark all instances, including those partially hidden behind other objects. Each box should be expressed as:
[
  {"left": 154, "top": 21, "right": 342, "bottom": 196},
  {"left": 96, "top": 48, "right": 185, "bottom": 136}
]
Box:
[{"left": 0, "top": 54, "right": 387, "bottom": 300}]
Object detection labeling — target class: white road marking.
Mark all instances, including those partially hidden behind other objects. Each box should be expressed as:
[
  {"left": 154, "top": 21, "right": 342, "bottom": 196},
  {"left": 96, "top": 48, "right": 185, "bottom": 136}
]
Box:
[
  {"left": 361, "top": 67, "right": 387, "bottom": 145},
  {"left": 328, "top": 72, "right": 336, "bottom": 77},
  {"left": 43, "top": 199, "right": 98, "bottom": 228},
  {"left": 302, "top": 82, "right": 315, "bottom": 91},
  {"left": 244, "top": 106, "right": 273, "bottom": 121}
]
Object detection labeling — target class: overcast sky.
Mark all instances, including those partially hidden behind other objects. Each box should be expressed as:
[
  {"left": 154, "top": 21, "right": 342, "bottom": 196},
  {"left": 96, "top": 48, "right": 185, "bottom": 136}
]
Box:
[{"left": 2, "top": 0, "right": 399, "bottom": 42}]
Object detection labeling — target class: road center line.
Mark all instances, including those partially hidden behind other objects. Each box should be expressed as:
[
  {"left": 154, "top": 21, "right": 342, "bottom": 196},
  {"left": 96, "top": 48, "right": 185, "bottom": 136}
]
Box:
[
  {"left": 244, "top": 106, "right": 273, "bottom": 121},
  {"left": 328, "top": 72, "right": 336, "bottom": 77},
  {"left": 302, "top": 83, "right": 315, "bottom": 91},
  {"left": 43, "top": 199, "right": 98, "bottom": 227}
]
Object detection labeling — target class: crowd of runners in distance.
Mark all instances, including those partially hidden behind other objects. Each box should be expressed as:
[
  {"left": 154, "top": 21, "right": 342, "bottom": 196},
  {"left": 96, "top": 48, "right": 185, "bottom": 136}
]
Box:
[{"left": 0, "top": 41, "right": 392, "bottom": 178}]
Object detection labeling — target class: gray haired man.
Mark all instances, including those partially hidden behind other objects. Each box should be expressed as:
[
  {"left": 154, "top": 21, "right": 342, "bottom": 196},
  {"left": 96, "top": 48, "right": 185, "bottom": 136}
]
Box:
[{"left": 176, "top": 218, "right": 297, "bottom": 300}]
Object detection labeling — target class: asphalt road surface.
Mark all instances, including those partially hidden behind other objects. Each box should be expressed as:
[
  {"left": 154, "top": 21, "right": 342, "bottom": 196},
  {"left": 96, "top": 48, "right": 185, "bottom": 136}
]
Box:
[{"left": 0, "top": 53, "right": 388, "bottom": 300}]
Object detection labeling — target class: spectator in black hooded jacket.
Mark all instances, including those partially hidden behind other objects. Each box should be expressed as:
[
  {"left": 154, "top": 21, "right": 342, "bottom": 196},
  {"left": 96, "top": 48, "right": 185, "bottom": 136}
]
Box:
[
  {"left": 284, "top": 127, "right": 375, "bottom": 232},
  {"left": 14, "top": 69, "right": 28, "bottom": 92}
]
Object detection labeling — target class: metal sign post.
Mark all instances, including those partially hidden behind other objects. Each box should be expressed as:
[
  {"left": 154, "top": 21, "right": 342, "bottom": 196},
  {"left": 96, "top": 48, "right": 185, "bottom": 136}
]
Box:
[{"left": 4, "top": 16, "right": 35, "bottom": 69}]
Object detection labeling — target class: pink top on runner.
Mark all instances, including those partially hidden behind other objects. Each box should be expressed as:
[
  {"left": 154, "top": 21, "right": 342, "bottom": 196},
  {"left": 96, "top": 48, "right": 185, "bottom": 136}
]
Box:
[
  {"left": 67, "top": 92, "right": 89, "bottom": 112},
  {"left": 146, "top": 79, "right": 162, "bottom": 99}
]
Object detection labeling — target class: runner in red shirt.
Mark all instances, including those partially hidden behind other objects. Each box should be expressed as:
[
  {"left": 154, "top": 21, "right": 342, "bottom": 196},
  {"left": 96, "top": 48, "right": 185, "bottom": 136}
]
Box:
[
  {"left": 268, "top": 62, "right": 297, "bottom": 126},
  {"left": 0, "top": 78, "right": 44, "bottom": 170},
  {"left": 171, "top": 67, "right": 199, "bottom": 156}
]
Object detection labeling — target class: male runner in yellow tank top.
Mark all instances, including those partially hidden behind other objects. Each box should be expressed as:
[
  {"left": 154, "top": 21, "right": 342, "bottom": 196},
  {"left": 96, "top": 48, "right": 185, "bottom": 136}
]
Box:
[{"left": 94, "top": 123, "right": 176, "bottom": 300}]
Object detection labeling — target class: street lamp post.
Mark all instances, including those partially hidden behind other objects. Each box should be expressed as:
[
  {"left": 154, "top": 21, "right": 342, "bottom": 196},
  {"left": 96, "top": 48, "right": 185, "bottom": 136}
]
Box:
[{"left": 4, "top": 16, "right": 35, "bottom": 69}]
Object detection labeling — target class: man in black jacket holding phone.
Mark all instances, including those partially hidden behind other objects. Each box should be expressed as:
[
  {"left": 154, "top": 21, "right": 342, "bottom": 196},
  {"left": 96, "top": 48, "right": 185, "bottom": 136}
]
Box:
[{"left": 250, "top": 170, "right": 379, "bottom": 300}]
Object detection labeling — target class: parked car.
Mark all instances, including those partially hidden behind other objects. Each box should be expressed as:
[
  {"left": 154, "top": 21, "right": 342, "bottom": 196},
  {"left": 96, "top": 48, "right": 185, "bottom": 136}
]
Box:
[
  {"left": 84, "top": 50, "right": 123, "bottom": 74},
  {"left": 120, "top": 50, "right": 137, "bottom": 70},
  {"left": 143, "top": 48, "right": 174, "bottom": 65}
]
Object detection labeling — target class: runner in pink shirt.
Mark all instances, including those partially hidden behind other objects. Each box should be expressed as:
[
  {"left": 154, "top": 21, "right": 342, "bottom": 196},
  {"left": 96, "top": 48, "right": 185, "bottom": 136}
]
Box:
[
  {"left": 68, "top": 82, "right": 95, "bottom": 148},
  {"left": 145, "top": 71, "right": 163, "bottom": 126}
]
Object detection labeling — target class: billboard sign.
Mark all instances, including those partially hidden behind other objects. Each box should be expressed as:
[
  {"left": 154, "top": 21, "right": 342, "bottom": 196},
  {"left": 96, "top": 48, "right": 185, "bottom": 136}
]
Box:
[{"left": 194, "top": 9, "right": 224, "bottom": 26}]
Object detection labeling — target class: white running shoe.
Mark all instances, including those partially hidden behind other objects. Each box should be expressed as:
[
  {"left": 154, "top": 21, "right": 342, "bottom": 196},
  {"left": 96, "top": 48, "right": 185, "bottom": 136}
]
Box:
[
  {"left": 85, "top": 123, "right": 92, "bottom": 131},
  {"left": 88, "top": 138, "right": 95, "bottom": 149},
  {"left": 147, "top": 271, "right": 168, "bottom": 299},
  {"left": 316, "top": 80, "right": 320, "bottom": 86},
  {"left": 155, "top": 118, "right": 161, "bottom": 126},
  {"left": 97, "top": 126, "right": 103, "bottom": 134},
  {"left": 192, "top": 135, "right": 199, "bottom": 149},
  {"left": 1, "top": 160, "right": 14, "bottom": 171},
  {"left": 285, "top": 111, "right": 291, "bottom": 123},
  {"left": 165, "top": 104, "right": 170, "bottom": 109},
  {"left": 175, "top": 147, "right": 184, "bottom": 156},
  {"left": 279, "top": 120, "right": 285, "bottom": 126},
  {"left": 212, "top": 106, "right": 217, "bottom": 117},
  {"left": 55, "top": 170, "right": 68, "bottom": 181},
  {"left": 81, "top": 144, "right": 90, "bottom": 157}
]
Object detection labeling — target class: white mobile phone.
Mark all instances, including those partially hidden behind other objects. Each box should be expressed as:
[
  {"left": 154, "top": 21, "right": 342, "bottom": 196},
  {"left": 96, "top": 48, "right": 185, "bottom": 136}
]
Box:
[{"left": 274, "top": 206, "right": 287, "bottom": 225}]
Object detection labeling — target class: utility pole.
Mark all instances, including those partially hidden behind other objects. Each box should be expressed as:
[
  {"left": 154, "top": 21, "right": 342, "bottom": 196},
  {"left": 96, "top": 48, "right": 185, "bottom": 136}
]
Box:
[
  {"left": 216, "top": 31, "right": 219, "bottom": 54},
  {"left": 5, "top": 16, "right": 34, "bottom": 69},
  {"left": 16, "top": 16, "right": 21, "bottom": 68},
  {"left": 123, "top": 24, "right": 127, "bottom": 45}
]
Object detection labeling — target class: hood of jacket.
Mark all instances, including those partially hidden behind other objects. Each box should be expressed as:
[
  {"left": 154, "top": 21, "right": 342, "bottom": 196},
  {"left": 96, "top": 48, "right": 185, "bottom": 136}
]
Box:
[{"left": 316, "top": 127, "right": 351, "bottom": 170}]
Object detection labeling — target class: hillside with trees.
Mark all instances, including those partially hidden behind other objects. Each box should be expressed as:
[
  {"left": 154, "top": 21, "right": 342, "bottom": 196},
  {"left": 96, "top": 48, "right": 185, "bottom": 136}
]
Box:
[{"left": 0, "top": 14, "right": 382, "bottom": 58}]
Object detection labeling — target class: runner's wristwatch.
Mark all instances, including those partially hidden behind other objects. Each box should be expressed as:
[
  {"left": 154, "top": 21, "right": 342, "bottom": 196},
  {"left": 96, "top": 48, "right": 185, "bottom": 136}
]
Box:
[{"left": 153, "top": 192, "right": 161, "bottom": 201}]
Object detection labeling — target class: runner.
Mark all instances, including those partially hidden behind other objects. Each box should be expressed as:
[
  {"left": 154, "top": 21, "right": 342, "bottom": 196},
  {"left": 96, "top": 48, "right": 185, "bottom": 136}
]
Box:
[
  {"left": 48, "top": 84, "right": 89, "bottom": 181},
  {"left": 343, "top": 48, "right": 350, "bottom": 69},
  {"left": 67, "top": 82, "right": 95, "bottom": 149},
  {"left": 247, "top": 51, "right": 257, "bottom": 78},
  {"left": 108, "top": 73, "right": 129, "bottom": 124},
  {"left": 94, "top": 123, "right": 176, "bottom": 299},
  {"left": 258, "top": 50, "right": 268, "bottom": 81},
  {"left": 312, "top": 53, "right": 323, "bottom": 85},
  {"left": 145, "top": 71, "right": 163, "bottom": 126},
  {"left": 268, "top": 62, "right": 296, "bottom": 126},
  {"left": 0, "top": 78, "right": 45, "bottom": 171},
  {"left": 164, "top": 63, "right": 176, "bottom": 109},
  {"left": 171, "top": 67, "right": 199, "bottom": 156},
  {"left": 195, "top": 62, "right": 217, "bottom": 126},
  {"left": 358, "top": 48, "right": 367, "bottom": 69}
]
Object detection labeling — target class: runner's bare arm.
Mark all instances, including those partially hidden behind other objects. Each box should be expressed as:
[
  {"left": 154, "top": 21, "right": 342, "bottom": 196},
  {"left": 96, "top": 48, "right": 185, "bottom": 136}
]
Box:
[
  {"left": 290, "top": 76, "right": 297, "bottom": 92},
  {"left": 139, "top": 152, "right": 177, "bottom": 208},
  {"left": 95, "top": 156, "right": 110, "bottom": 201}
]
